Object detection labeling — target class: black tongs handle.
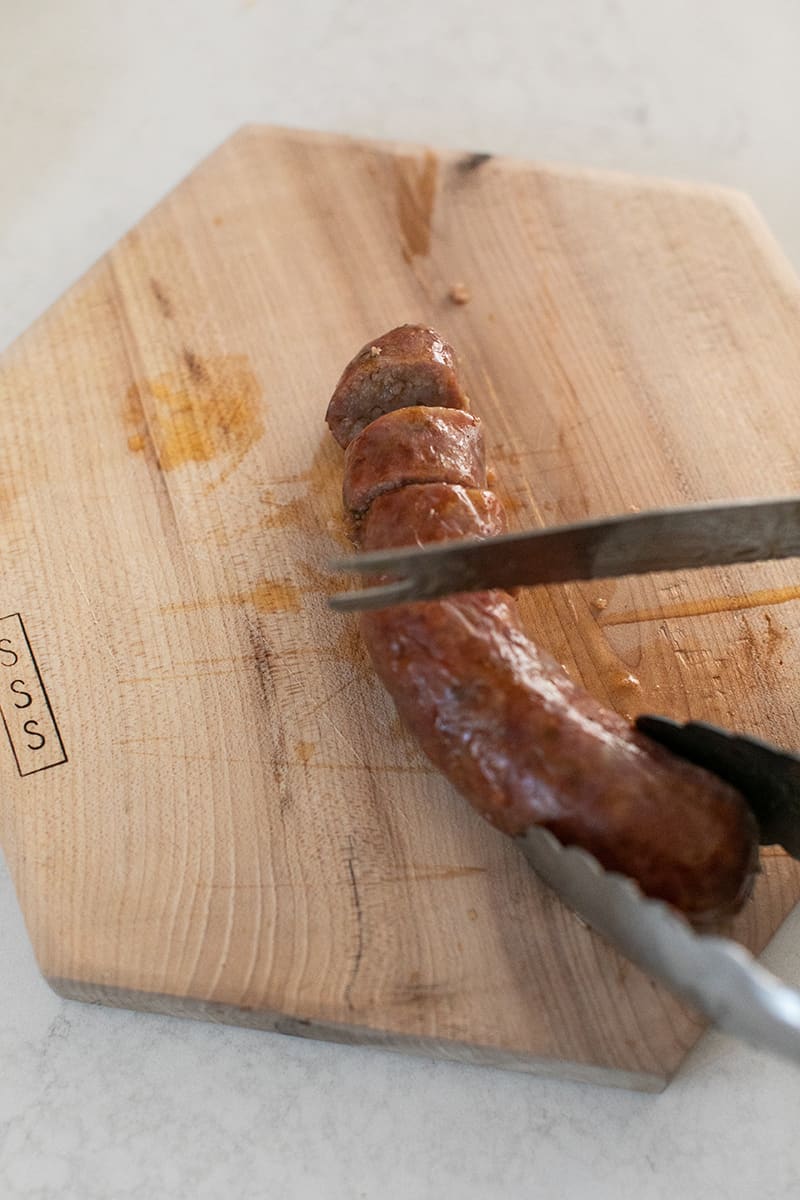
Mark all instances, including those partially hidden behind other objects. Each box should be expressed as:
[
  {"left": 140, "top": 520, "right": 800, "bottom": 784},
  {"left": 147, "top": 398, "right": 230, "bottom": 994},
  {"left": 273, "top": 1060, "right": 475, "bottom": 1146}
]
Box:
[{"left": 637, "top": 716, "right": 800, "bottom": 859}]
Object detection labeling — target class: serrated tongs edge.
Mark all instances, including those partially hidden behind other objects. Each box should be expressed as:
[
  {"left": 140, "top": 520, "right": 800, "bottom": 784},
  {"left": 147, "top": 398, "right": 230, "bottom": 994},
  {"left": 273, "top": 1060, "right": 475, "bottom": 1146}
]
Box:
[{"left": 518, "top": 825, "right": 800, "bottom": 1064}]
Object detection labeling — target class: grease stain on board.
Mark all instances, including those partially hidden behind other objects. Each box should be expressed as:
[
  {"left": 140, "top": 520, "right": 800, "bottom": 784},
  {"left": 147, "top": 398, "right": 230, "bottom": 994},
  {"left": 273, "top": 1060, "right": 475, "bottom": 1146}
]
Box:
[
  {"left": 161, "top": 578, "right": 301, "bottom": 616},
  {"left": 606, "top": 671, "right": 642, "bottom": 721},
  {"left": 243, "top": 580, "right": 302, "bottom": 613},
  {"left": 294, "top": 740, "right": 316, "bottom": 764},
  {"left": 125, "top": 353, "right": 263, "bottom": 485},
  {"left": 203, "top": 436, "right": 350, "bottom": 611},
  {"left": 395, "top": 149, "right": 438, "bottom": 261},
  {"left": 254, "top": 437, "right": 345, "bottom": 533},
  {"left": 600, "top": 583, "right": 800, "bottom": 627}
]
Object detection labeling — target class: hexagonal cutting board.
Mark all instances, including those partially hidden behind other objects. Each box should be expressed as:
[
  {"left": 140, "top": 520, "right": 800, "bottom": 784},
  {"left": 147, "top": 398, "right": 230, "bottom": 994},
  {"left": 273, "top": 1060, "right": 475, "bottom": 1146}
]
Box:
[{"left": 2, "top": 126, "right": 800, "bottom": 1091}]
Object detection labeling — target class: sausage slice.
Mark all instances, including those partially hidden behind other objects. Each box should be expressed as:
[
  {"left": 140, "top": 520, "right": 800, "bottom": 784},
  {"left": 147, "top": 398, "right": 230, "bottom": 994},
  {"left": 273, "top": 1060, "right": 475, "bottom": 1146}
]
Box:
[
  {"left": 343, "top": 408, "right": 486, "bottom": 516},
  {"left": 326, "top": 325, "right": 468, "bottom": 448}
]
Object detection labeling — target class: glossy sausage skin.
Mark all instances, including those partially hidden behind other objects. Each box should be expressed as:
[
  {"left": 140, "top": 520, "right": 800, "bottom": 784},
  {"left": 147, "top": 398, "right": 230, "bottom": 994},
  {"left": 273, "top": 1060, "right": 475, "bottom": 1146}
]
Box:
[
  {"left": 326, "top": 325, "right": 468, "bottom": 448},
  {"left": 344, "top": 408, "right": 486, "bottom": 516},
  {"left": 328, "top": 325, "right": 759, "bottom": 922},
  {"left": 361, "top": 589, "right": 757, "bottom": 922},
  {"left": 361, "top": 484, "right": 506, "bottom": 550}
]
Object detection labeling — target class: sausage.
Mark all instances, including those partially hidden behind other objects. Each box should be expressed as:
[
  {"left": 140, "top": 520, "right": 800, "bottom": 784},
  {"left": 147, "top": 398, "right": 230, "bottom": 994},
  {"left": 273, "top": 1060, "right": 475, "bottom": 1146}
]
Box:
[
  {"left": 361, "top": 484, "right": 506, "bottom": 550},
  {"left": 328, "top": 325, "right": 759, "bottom": 922},
  {"left": 360, "top": 592, "right": 757, "bottom": 921},
  {"left": 343, "top": 408, "right": 487, "bottom": 516},
  {"left": 326, "top": 325, "right": 468, "bottom": 448}
]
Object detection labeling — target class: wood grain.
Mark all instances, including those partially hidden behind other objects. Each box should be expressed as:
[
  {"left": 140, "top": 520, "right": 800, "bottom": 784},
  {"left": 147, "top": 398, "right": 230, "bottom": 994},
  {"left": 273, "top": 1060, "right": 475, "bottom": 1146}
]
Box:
[{"left": 2, "top": 125, "right": 800, "bottom": 1089}]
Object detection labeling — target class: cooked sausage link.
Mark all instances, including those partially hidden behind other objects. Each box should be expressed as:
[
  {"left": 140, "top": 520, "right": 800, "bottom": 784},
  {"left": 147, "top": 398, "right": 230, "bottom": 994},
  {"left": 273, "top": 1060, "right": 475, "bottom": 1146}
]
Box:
[
  {"left": 326, "top": 325, "right": 468, "bottom": 448},
  {"left": 344, "top": 408, "right": 486, "bottom": 516},
  {"left": 328, "top": 325, "right": 759, "bottom": 922}
]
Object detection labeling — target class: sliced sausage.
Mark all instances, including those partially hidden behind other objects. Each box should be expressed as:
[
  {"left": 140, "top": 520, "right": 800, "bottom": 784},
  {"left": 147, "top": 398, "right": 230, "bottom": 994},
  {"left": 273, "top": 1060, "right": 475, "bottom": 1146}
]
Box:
[
  {"left": 343, "top": 408, "right": 486, "bottom": 516},
  {"left": 328, "top": 325, "right": 759, "bottom": 922},
  {"left": 326, "top": 325, "right": 468, "bottom": 448}
]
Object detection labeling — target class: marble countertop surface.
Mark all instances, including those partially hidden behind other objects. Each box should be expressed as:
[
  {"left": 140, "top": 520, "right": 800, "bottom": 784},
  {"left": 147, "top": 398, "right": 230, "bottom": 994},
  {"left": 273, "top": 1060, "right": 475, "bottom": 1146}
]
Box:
[{"left": 3, "top": 2, "right": 800, "bottom": 1196}]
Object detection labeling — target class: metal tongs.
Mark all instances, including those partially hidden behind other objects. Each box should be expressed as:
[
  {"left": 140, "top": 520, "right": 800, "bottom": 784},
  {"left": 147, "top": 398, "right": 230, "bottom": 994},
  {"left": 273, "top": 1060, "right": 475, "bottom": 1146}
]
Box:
[{"left": 329, "top": 496, "right": 800, "bottom": 1064}]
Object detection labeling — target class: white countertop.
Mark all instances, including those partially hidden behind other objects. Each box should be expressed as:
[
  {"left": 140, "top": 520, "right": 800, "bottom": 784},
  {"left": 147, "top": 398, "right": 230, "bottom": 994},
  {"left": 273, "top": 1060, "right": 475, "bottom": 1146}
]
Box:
[{"left": 3, "top": 2, "right": 800, "bottom": 1196}]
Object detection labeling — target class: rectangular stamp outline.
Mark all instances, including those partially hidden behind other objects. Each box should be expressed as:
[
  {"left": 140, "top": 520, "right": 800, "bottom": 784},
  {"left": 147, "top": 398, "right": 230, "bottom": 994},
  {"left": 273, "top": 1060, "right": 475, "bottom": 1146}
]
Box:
[{"left": 0, "top": 612, "right": 68, "bottom": 777}]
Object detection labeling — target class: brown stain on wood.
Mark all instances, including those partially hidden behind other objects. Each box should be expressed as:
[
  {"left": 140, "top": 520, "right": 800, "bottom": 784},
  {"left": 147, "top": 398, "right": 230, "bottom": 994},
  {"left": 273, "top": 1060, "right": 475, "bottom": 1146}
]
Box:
[
  {"left": 601, "top": 583, "right": 800, "bottom": 627},
  {"left": 330, "top": 622, "right": 374, "bottom": 682},
  {"left": 395, "top": 150, "right": 438, "bottom": 261},
  {"left": 125, "top": 353, "right": 263, "bottom": 483},
  {"left": 298, "top": 560, "right": 333, "bottom": 591},
  {"left": 149, "top": 278, "right": 175, "bottom": 319},
  {"left": 495, "top": 488, "right": 526, "bottom": 520},
  {"left": 161, "top": 578, "right": 302, "bottom": 616},
  {"left": 243, "top": 580, "right": 302, "bottom": 613},
  {"left": 294, "top": 740, "right": 316, "bottom": 764},
  {"left": 606, "top": 671, "right": 642, "bottom": 721},
  {"left": 259, "top": 437, "right": 345, "bottom": 533},
  {"left": 260, "top": 488, "right": 307, "bottom": 530},
  {"left": 763, "top": 611, "right": 786, "bottom": 661}
]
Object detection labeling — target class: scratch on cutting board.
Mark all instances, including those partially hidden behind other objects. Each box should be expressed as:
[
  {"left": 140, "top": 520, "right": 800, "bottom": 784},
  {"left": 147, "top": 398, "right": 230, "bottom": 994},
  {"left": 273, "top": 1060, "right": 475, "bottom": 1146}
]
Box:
[
  {"left": 65, "top": 554, "right": 119, "bottom": 674},
  {"left": 320, "top": 711, "right": 414, "bottom": 830},
  {"left": 320, "top": 709, "right": 374, "bottom": 769},
  {"left": 344, "top": 833, "right": 365, "bottom": 1012},
  {"left": 305, "top": 678, "right": 359, "bottom": 719}
]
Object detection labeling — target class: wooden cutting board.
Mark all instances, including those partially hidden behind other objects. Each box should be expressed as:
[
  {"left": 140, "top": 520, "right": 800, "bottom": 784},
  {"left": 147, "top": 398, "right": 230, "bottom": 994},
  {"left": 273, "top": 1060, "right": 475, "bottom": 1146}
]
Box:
[{"left": 3, "top": 126, "right": 800, "bottom": 1091}]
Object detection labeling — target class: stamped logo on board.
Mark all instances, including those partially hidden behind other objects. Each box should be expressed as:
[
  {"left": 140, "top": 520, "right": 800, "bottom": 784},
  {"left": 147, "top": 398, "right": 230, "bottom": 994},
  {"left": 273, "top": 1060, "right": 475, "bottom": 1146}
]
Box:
[{"left": 0, "top": 613, "right": 67, "bottom": 776}]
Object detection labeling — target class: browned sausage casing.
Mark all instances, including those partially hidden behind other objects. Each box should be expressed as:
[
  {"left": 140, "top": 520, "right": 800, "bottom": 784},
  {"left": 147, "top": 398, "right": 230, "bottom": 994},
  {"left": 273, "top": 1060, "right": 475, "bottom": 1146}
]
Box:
[
  {"left": 344, "top": 408, "right": 487, "bottom": 516},
  {"left": 361, "top": 484, "right": 507, "bottom": 549},
  {"left": 326, "top": 325, "right": 468, "bottom": 448},
  {"left": 327, "top": 326, "right": 759, "bottom": 923}
]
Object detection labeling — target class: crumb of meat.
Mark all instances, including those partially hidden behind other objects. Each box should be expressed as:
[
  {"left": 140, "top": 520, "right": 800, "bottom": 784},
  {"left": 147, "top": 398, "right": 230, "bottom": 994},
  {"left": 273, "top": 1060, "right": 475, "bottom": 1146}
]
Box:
[
  {"left": 591, "top": 596, "right": 608, "bottom": 611},
  {"left": 448, "top": 282, "right": 471, "bottom": 305},
  {"left": 369, "top": 345, "right": 382, "bottom": 357}
]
